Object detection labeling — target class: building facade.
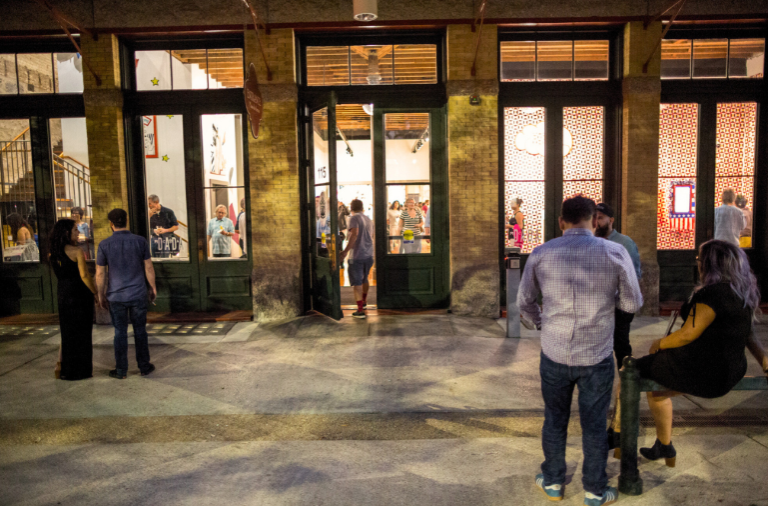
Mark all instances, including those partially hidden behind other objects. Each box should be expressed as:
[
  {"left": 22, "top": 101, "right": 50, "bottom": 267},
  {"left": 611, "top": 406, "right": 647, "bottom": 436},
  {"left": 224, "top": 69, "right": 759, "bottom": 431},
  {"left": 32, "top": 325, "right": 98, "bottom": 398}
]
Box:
[{"left": 1, "top": 1, "right": 766, "bottom": 321}]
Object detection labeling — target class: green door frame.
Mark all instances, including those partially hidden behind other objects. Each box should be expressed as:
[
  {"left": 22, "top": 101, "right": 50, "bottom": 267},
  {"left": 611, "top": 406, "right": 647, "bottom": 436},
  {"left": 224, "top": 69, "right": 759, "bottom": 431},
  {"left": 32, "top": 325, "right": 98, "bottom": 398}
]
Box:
[
  {"left": 373, "top": 106, "right": 450, "bottom": 309},
  {"left": 125, "top": 99, "right": 253, "bottom": 313},
  {"left": 302, "top": 93, "right": 343, "bottom": 320}
]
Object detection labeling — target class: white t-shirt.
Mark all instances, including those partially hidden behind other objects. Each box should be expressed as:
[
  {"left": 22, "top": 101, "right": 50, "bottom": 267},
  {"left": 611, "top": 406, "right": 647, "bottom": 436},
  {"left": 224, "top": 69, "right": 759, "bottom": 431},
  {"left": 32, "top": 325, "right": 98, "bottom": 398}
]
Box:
[{"left": 387, "top": 209, "right": 401, "bottom": 229}]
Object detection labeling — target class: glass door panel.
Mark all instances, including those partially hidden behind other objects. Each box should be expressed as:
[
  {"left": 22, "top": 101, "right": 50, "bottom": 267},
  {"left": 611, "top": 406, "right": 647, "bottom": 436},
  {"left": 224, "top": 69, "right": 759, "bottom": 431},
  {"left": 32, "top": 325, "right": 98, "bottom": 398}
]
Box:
[
  {"left": 562, "top": 106, "right": 604, "bottom": 203},
  {"left": 714, "top": 102, "right": 757, "bottom": 248},
  {"left": 201, "top": 113, "right": 247, "bottom": 260},
  {"left": 308, "top": 103, "right": 342, "bottom": 319},
  {"left": 384, "top": 112, "right": 431, "bottom": 255},
  {"left": 657, "top": 103, "right": 699, "bottom": 250},
  {"left": 50, "top": 117, "right": 93, "bottom": 259},
  {"left": 141, "top": 114, "right": 190, "bottom": 261},
  {"left": 503, "top": 107, "right": 546, "bottom": 253},
  {"left": 1, "top": 119, "right": 38, "bottom": 263}
]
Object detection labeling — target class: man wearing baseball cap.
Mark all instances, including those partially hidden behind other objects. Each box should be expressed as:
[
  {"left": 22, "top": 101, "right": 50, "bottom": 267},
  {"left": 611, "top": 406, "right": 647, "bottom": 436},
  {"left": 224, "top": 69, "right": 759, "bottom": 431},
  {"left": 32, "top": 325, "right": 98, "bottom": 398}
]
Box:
[{"left": 595, "top": 202, "right": 642, "bottom": 455}]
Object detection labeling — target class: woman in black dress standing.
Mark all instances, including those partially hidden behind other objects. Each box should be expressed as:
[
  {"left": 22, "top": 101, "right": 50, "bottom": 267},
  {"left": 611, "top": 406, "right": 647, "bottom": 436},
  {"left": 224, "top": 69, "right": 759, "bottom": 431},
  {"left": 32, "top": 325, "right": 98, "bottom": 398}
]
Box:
[
  {"left": 50, "top": 219, "right": 97, "bottom": 380},
  {"left": 637, "top": 240, "right": 768, "bottom": 466}
]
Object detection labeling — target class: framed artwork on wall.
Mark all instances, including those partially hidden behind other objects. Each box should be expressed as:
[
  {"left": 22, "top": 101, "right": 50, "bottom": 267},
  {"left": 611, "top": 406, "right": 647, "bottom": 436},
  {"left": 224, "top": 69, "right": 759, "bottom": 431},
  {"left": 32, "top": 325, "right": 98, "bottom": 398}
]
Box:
[{"left": 143, "top": 115, "right": 159, "bottom": 158}]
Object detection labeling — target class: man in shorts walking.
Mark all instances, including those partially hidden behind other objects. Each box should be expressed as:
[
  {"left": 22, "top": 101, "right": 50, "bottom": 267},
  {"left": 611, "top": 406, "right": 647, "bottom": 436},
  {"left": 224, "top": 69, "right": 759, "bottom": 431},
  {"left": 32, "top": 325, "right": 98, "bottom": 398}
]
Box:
[{"left": 340, "top": 199, "right": 374, "bottom": 319}]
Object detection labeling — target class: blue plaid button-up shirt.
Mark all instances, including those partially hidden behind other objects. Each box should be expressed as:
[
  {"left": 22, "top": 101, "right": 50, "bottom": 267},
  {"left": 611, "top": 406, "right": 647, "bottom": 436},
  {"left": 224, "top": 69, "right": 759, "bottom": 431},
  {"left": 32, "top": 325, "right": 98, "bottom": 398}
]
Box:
[{"left": 517, "top": 228, "right": 644, "bottom": 367}]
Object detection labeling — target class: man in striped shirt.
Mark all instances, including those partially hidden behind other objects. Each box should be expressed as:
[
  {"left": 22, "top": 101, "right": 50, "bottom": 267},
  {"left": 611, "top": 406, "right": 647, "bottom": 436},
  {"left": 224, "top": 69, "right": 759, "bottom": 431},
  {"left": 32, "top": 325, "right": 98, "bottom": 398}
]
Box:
[{"left": 518, "top": 196, "right": 643, "bottom": 505}]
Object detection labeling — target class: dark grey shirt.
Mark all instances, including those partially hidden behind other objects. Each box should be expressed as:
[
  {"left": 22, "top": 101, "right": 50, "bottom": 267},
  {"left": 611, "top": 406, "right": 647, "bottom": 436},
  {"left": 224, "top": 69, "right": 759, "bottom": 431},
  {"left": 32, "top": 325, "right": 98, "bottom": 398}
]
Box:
[{"left": 97, "top": 230, "right": 151, "bottom": 303}]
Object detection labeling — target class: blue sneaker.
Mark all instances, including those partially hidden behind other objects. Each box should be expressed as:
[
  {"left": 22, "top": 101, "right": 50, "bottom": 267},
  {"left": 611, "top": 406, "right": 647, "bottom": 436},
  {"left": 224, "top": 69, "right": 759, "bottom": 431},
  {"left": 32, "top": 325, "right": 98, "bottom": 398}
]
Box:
[
  {"left": 584, "top": 487, "right": 618, "bottom": 506},
  {"left": 535, "top": 474, "right": 564, "bottom": 501}
]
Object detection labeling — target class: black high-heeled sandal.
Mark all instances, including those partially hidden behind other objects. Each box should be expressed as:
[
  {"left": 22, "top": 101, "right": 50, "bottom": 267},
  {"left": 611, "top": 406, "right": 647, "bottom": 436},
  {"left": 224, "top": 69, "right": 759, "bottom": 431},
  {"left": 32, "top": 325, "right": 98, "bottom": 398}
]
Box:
[{"left": 639, "top": 438, "right": 676, "bottom": 467}]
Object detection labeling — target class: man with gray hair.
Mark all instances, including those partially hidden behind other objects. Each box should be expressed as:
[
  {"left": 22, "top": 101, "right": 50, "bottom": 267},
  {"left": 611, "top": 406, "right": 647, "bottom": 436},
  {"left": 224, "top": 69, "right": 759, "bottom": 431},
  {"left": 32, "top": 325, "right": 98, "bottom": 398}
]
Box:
[
  {"left": 714, "top": 188, "right": 746, "bottom": 248},
  {"left": 207, "top": 204, "right": 235, "bottom": 258}
]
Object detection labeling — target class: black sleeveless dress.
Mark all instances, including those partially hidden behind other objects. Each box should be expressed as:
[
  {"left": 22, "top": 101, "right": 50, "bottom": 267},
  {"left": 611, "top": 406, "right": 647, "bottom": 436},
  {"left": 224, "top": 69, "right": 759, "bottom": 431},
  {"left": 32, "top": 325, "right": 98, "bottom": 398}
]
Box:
[
  {"left": 636, "top": 283, "right": 750, "bottom": 398},
  {"left": 52, "top": 252, "right": 94, "bottom": 381}
]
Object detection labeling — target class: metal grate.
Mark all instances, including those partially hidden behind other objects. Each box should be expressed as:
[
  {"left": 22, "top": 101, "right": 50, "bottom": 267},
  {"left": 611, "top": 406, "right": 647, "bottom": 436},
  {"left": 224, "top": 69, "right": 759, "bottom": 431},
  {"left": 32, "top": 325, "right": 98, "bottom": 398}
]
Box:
[{"left": 144, "top": 322, "right": 235, "bottom": 335}]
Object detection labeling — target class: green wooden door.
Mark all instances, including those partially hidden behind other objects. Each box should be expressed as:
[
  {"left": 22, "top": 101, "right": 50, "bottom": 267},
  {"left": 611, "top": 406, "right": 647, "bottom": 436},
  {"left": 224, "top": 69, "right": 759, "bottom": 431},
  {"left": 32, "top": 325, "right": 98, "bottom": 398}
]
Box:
[
  {"left": 0, "top": 117, "right": 57, "bottom": 315},
  {"left": 130, "top": 106, "right": 252, "bottom": 313},
  {"left": 304, "top": 95, "right": 343, "bottom": 320},
  {"left": 373, "top": 107, "right": 449, "bottom": 309}
]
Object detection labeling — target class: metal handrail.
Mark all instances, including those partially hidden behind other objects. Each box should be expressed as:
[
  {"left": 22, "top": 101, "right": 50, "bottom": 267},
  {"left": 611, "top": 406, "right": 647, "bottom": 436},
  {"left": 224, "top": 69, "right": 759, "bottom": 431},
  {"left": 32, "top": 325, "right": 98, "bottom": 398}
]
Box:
[
  {"left": 59, "top": 154, "right": 90, "bottom": 171},
  {"left": 0, "top": 127, "right": 30, "bottom": 153}
]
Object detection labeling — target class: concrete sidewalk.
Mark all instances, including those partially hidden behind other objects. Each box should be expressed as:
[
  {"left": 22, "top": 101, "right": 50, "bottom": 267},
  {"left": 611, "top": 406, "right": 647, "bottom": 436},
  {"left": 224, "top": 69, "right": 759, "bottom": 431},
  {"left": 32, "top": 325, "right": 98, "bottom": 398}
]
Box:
[{"left": 1, "top": 314, "right": 767, "bottom": 505}]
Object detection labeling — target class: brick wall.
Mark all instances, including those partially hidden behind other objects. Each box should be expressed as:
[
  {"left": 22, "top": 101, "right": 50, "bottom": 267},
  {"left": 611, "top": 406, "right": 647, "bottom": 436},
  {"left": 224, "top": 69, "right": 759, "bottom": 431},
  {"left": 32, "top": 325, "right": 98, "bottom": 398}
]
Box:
[
  {"left": 446, "top": 25, "right": 500, "bottom": 318},
  {"left": 621, "top": 22, "right": 662, "bottom": 316},
  {"left": 80, "top": 34, "right": 128, "bottom": 248},
  {"left": 245, "top": 29, "right": 303, "bottom": 322}
]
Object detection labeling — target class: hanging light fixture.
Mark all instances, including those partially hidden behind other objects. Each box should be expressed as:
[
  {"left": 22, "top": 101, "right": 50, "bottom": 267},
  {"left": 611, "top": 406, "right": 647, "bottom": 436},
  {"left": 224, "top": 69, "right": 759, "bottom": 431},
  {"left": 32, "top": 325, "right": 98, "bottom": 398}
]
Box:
[{"left": 353, "top": 0, "right": 377, "bottom": 21}]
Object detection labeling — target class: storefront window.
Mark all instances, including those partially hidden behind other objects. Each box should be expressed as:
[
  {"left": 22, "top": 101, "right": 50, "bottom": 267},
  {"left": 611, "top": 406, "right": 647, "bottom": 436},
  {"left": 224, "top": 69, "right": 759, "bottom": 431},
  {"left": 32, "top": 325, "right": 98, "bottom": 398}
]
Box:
[
  {"left": 504, "top": 107, "right": 545, "bottom": 253},
  {"left": 135, "top": 49, "right": 243, "bottom": 91},
  {"left": 385, "top": 113, "right": 431, "bottom": 254},
  {"left": 1, "top": 119, "right": 39, "bottom": 262},
  {"left": 662, "top": 38, "right": 764, "bottom": 80},
  {"left": 657, "top": 103, "right": 699, "bottom": 250},
  {"left": 49, "top": 117, "right": 93, "bottom": 259},
  {"left": 714, "top": 102, "right": 757, "bottom": 249},
  {"left": 0, "top": 53, "right": 84, "bottom": 95},
  {"left": 202, "top": 114, "right": 246, "bottom": 260},
  {"left": 562, "top": 106, "right": 604, "bottom": 203},
  {"left": 501, "top": 40, "right": 610, "bottom": 83},
  {"left": 142, "top": 114, "right": 189, "bottom": 261},
  {"left": 305, "top": 45, "right": 438, "bottom": 86}
]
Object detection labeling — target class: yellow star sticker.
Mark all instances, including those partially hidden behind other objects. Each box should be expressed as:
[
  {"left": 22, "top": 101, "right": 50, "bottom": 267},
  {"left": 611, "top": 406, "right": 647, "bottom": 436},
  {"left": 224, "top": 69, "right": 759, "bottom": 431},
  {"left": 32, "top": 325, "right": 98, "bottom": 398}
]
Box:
[
  {"left": 161, "top": 155, "right": 169, "bottom": 162},
  {"left": 151, "top": 77, "right": 159, "bottom": 86},
  {"left": 166, "top": 115, "right": 174, "bottom": 119}
]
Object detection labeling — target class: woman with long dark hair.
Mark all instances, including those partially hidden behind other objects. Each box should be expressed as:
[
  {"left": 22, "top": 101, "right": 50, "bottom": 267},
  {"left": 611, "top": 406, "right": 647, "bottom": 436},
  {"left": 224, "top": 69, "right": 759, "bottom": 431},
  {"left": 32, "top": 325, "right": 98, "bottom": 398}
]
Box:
[
  {"left": 50, "top": 219, "right": 97, "bottom": 380},
  {"left": 637, "top": 240, "right": 768, "bottom": 466}
]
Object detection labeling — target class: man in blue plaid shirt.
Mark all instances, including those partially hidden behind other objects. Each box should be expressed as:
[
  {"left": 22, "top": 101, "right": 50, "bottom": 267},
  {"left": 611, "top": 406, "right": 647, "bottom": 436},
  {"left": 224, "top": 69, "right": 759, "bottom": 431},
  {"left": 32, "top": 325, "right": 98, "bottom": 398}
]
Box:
[{"left": 518, "top": 196, "right": 643, "bottom": 506}]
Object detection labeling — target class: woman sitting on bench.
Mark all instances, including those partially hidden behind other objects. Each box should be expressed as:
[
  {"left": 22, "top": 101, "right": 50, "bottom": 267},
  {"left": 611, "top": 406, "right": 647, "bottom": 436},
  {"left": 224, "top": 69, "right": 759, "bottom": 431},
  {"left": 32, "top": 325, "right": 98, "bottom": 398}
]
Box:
[{"left": 637, "top": 239, "right": 768, "bottom": 467}]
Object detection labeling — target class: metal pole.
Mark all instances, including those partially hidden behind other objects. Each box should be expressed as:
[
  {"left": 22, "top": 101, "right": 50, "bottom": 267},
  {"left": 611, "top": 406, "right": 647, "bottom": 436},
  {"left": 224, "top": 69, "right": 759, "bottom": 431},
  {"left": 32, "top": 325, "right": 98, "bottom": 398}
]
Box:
[
  {"left": 505, "top": 247, "right": 521, "bottom": 338},
  {"left": 618, "top": 356, "right": 643, "bottom": 495}
]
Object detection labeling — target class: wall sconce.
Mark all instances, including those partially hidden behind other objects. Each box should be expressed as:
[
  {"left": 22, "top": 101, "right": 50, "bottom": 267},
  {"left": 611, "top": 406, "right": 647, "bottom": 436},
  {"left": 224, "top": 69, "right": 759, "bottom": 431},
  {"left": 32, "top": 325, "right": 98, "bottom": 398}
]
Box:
[{"left": 353, "top": 0, "right": 377, "bottom": 21}]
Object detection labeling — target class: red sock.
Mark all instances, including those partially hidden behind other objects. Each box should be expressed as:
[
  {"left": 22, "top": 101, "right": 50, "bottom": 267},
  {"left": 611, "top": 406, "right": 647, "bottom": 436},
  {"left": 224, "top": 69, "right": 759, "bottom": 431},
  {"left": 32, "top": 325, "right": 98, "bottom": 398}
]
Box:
[
  {"left": 357, "top": 300, "right": 364, "bottom": 312},
  {"left": 362, "top": 293, "right": 368, "bottom": 304}
]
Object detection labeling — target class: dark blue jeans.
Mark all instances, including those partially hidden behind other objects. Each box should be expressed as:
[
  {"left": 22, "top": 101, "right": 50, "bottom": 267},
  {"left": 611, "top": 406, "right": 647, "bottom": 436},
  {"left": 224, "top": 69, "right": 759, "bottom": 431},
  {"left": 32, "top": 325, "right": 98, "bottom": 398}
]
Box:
[
  {"left": 540, "top": 352, "right": 614, "bottom": 496},
  {"left": 109, "top": 298, "right": 151, "bottom": 375}
]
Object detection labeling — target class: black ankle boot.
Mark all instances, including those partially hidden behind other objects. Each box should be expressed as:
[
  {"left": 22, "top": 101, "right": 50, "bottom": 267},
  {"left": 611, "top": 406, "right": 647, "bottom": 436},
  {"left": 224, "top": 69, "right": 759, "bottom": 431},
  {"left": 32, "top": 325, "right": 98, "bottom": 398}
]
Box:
[{"left": 639, "top": 438, "right": 676, "bottom": 467}]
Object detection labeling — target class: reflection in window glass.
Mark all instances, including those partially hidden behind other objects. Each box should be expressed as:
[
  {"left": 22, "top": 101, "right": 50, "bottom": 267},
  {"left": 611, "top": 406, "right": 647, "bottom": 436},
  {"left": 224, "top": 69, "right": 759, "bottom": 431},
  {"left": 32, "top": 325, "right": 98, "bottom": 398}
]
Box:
[
  {"left": 563, "top": 106, "right": 604, "bottom": 203},
  {"left": 693, "top": 39, "right": 727, "bottom": 79},
  {"left": 17, "top": 53, "right": 54, "bottom": 94},
  {"left": 53, "top": 53, "right": 84, "bottom": 93},
  {"left": 661, "top": 39, "right": 692, "bottom": 79},
  {"left": 574, "top": 40, "right": 609, "bottom": 81},
  {"left": 657, "top": 103, "right": 699, "bottom": 250},
  {"left": 1, "top": 119, "right": 39, "bottom": 262},
  {"left": 350, "top": 45, "right": 393, "bottom": 85},
  {"left": 306, "top": 47, "right": 350, "bottom": 86},
  {"left": 315, "top": 185, "right": 331, "bottom": 257},
  {"left": 715, "top": 103, "right": 757, "bottom": 249},
  {"left": 202, "top": 114, "right": 246, "bottom": 260},
  {"left": 0, "top": 54, "right": 18, "bottom": 95},
  {"left": 136, "top": 50, "right": 172, "bottom": 90},
  {"left": 728, "top": 39, "right": 765, "bottom": 79},
  {"left": 504, "top": 107, "right": 545, "bottom": 253},
  {"left": 500, "top": 41, "right": 536, "bottom": 82},
  {"left": 50, "top": 117, "right": 93, "bottom": 259},
  {"left": 313, "top": 108, "right": 330, "bottom": 184},
  {"left": 207, "top": 48, "right": 244, "bottom": 88},
  {"left": 141, "top": 115, "right": 189, "bottom": 260},
  {"left": 394, "top": 44, "right": 438, "bottom": 84},
  {"left": 537, "top": 41, "right": 573, "bottom": 81},
  {"left": 385, "top": 113, "right": 430, "bottom": 254}
]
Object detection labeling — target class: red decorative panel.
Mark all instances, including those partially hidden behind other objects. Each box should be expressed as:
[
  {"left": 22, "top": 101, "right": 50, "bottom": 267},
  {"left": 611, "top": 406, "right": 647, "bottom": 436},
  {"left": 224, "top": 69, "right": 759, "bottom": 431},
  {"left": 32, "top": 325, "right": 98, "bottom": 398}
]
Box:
[
  {"left": 505, "top": 182, "right": 545, "bottom": 254},
  {"left": 563, "top": 106, "right": 604, "bottom": 181},
  {"left": 504, "top": 107, "right": 546, "bottom": 181},
  {"left": 714, "top": 103, "right": 757, "bottom": 217},
  {"left": 658, "top": 103, "right": 699, "bottom": 250},
  {"left": 563, "top": 180, "right": 602, "bottom": 203},
  {"left": 505, "top": 107, "right": 546, "bottom": 253}
]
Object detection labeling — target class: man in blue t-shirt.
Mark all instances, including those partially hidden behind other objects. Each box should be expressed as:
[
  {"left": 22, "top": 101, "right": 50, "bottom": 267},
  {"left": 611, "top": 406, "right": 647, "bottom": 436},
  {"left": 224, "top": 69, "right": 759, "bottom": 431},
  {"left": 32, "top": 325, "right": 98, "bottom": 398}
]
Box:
[
  {"left": 340, "top": 199, "right": 374, "bottom": 319},
  {"left": 96, "top": 208, "right": 157, "bottom": 379}
]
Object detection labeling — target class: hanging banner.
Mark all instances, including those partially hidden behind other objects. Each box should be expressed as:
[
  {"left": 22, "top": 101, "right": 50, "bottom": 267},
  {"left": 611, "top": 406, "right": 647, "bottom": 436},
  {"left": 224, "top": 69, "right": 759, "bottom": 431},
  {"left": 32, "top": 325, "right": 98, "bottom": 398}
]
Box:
[{"left": 244, "top": 63, "right": 263, "bottom": 139}]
